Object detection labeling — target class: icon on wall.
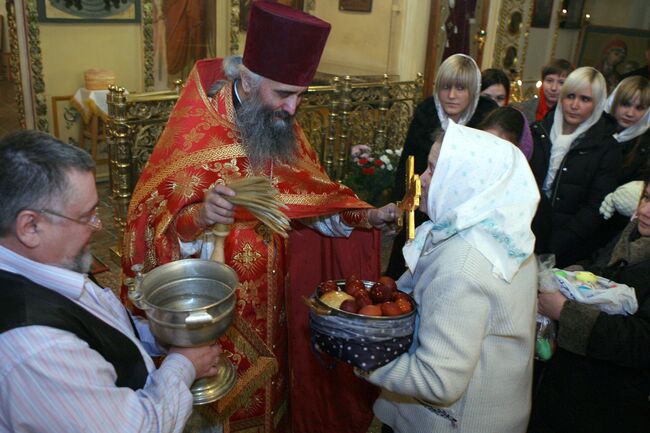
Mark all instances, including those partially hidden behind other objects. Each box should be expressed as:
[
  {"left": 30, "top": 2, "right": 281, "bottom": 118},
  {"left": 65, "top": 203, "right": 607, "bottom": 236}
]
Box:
[{"left": 37, "top": 0, "right": 141, "bottom": 23}]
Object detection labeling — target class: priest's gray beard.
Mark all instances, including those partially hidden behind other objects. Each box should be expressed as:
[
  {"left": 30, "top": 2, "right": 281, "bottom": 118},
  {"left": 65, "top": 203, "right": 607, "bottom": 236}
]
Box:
[{"left": 236, "top": 94, "right": 298, "bottom": 171}]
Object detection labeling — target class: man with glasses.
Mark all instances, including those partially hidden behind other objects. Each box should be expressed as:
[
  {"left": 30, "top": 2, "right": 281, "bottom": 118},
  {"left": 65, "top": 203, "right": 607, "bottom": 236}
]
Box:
[{"left": 0, "top": 130, "right": 222, "bottom": 433}]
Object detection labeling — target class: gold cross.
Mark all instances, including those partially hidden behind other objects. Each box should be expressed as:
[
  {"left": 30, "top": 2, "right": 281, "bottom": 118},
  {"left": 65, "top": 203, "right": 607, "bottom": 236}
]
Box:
[{"left": 396, "top": 155, "right": 421, "bottom": 241}]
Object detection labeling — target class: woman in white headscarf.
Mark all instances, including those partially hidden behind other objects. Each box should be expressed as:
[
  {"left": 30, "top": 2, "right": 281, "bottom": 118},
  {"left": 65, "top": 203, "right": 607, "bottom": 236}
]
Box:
[
  {"left": 529, "top": 66, "right": 621, "bottom": 267},
  {"left": 607, "top": 75, "right": 650, "bottom": 184},
  {"left": 596, "top": 76, "right": 650, "bottom": 247},
  {"left": 386, "top": 54, "right": 498, "bottom": 278},
  {"left": 365, "top": 121, "right": 540, "bottom": 433}
]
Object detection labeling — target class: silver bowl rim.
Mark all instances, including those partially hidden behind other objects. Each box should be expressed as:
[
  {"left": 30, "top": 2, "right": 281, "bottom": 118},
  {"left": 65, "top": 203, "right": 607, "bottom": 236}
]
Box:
[{"left": 140, "top": 258, "right": 239, "bottom": 314}]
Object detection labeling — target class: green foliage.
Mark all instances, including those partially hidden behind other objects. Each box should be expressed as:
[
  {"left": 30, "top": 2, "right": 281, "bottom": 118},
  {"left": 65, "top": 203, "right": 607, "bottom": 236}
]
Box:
[{"left": 342, "top": 146, "right": 402, "bottom": 207}]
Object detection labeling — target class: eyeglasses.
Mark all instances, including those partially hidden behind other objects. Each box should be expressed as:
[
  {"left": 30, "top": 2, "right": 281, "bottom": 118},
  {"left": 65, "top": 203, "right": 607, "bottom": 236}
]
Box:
[{"left": 36, "top": 208, "right": 103, "bottom": 231}]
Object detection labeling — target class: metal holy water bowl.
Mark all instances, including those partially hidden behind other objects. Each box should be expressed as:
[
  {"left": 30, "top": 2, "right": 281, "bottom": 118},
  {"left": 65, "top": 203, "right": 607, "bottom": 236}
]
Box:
[{"left": 128, "top": 259, "right": 238, "bottom": 347}]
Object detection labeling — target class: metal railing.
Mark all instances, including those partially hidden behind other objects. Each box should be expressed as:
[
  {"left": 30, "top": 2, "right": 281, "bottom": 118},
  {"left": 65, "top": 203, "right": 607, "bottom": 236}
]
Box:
[{"left": 105, "top": 74, "right": 423, "bottom": 253}]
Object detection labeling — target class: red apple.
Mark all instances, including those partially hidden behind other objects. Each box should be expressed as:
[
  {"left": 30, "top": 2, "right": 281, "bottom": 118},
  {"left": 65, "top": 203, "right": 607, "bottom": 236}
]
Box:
[
  {"left": 395, "top": 297, "right": 412, "bottom": 314},
  {"left": 379, "top": 275, "right": 397, "bottom": 292},
  {"left": 369, "top": 283, "right": 393, "bottom": 304},
  {"left": 346, "top": 274, "right": 360, "bottom": 286},
  {"left": 318, "top": 280, "right": 338, "bottom": 296},
  {"left": 381, "top": 302, "right": 403, "bottom": 316},
  {"left": 340, "top": 299, "right": 359, "bottom": 314},
  {"left": 345, "top": 279, "right": 365, "bottom": 297},
  {"left": 354, "top": 287, "right": 370, "bottom": 300},
  {"left": 392, "top": 291, "right": 410, "bottom": 302},
  {"left": 355, "top": 292, "right": 373, "bottom": 309},
  {"left": 358, "top": 304, "right": 382, "bottom": 317}
]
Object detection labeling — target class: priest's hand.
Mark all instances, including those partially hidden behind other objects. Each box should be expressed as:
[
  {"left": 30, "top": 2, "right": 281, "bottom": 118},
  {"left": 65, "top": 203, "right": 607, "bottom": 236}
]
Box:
[
  {"left": 200, "top": 185, "right": 236, "bottom": 226},
  {"left": 169, "top": 341, "right": 223, "bottom": 379},
  {"left": 368, "top": 203, "right": 399, "bottom": 236}
]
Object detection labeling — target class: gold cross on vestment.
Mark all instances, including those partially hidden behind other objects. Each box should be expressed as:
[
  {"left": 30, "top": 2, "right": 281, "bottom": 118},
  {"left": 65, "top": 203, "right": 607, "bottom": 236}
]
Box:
[{"left": 396, "top": 156, "right": 421, "bottom": 241}]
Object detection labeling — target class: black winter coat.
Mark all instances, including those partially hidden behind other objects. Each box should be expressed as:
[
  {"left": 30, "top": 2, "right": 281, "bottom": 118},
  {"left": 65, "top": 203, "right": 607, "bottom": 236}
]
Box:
[
  {"left": 384, "top": 95, "right": 497, "bottom": 278},
  {"left": 619, "top": 128, "right": 650, "bottom": 185},
  {"left": 529, "top": 228, "right": 650, "bottom": 433},
  {"left": 597, "top": 129, "right": 650, "bottom": 249},
  {"left": 529, "top": 113, "right": 621, "bottom": 267}
]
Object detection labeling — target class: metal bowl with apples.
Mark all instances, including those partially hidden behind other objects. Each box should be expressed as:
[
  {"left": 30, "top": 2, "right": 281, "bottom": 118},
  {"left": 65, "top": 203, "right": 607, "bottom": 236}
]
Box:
[{"left": 306, "top": 275, "right": 416, "bottom": 371}]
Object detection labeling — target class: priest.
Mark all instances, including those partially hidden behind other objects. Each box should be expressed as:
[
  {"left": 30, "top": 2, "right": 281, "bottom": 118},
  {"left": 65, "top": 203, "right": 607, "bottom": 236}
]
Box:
[{"left": 122, "top": 2, "right": 397, "bottom": 432}]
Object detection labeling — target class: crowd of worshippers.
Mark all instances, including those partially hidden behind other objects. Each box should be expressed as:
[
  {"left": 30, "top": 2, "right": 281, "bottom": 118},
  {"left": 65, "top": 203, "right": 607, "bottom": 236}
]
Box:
[
  {"left": 379, "top": 50, "right": 650, "bottom": 433},
  {"left": 1, "top": 1, "right": 649, "bottom": 432}
]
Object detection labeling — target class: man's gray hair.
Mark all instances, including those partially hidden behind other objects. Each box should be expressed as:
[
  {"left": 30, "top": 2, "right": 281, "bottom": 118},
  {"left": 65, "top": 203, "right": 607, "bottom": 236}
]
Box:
[
  {"left": 0, "top": 130, "right": 95, "bottom": 236},
  {"left": 208, "top": 56, "right": 263, "bottom": 97}
]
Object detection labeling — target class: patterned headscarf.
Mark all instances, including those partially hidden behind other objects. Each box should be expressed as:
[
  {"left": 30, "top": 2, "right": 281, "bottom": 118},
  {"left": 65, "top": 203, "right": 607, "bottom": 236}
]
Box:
[{"left": 403, "top": 121, "right": 539, "bottom": 282}]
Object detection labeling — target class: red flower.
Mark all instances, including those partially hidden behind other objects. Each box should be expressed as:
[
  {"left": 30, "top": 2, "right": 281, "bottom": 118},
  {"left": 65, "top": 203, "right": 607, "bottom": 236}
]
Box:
[
  {"left": 374, "top": 159, "right": 384, "bottom": 167},
  {"left": 358, "top": 157, "right": 369, "bottom": 165},
  {"left": 362, "top": 167, "right": 376, "bottom": 175}
]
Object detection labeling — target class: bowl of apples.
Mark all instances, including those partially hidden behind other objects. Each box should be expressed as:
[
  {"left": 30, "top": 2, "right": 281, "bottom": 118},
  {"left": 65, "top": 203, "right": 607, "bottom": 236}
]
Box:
[{"left": 307, "top": 275, "right": 416, "bottom": 371}]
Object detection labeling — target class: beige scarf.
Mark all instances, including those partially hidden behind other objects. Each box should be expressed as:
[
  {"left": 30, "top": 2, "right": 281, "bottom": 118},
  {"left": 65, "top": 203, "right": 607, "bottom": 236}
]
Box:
[{"left": 608, "top": 220, "right": 650, "bottom": 267}]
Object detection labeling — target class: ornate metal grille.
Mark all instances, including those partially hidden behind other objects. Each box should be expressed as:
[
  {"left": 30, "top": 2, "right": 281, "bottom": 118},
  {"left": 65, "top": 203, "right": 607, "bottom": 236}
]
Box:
[{"left": 105, "top": 74, "right": 423, "bottom": 248}]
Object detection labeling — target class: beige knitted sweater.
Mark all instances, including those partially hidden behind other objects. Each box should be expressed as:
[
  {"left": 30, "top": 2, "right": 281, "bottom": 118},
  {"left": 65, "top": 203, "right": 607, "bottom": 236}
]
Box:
[{"left": 368, "top": 235, "right": 537, "bottom": 433}]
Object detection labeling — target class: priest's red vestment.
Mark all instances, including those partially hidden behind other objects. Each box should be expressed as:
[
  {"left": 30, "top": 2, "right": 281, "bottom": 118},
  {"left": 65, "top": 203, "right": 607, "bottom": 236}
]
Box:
[{"left": 122, "top": 59, "right": 380, "bottom": 433}]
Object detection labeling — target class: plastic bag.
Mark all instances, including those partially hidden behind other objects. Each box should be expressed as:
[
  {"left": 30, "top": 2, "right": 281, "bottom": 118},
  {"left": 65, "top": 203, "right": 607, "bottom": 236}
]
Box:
[
  {"left": 535, "top": 313, "right": 556, "bottom": 361},
  {"left": 537, "top": 254, "right": 638, "bottom": 315}
]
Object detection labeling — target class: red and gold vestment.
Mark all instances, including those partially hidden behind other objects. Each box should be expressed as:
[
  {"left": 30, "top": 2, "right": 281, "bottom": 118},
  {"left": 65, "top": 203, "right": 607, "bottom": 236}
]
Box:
[{"left": 122, "top": 59, "right": 380, "bottom": 433}]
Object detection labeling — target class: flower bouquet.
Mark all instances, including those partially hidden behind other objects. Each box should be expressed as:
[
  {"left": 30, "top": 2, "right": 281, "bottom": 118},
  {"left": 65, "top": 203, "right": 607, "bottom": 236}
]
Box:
[{"left": 342, "top": 145, "right": 402, "bottom": 207}]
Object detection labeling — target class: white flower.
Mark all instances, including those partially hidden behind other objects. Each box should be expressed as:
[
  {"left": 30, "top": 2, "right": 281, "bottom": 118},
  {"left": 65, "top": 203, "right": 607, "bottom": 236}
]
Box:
[
  {"left": 385, "top": 149, "right": 394, "bottom": 155},
  {"left": 379, "top": 155, "right": 391, "bottom": 165}
]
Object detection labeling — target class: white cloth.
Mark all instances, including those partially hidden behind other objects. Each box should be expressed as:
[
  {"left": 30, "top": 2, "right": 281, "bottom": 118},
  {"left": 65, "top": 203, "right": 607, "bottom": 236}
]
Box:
[
  {"left": 403, "top": 120, "right": 539, "bottom": 282},
  {"left": 370, "top": 236, "right": 538, "bottom": 433},
  {"left": 433, "top": 54, "right": 481, "bottom": 131},
  {"left": 543, "top": 84, "right": 607, "bottom": 195},
  {"left": 0, "top": 246, "right": 196, "bottom": 433},
  {"left": 599, "top": 180, "right": 645, "bottom": 219},
  {"left": 605, "top": 82, "right": 650, "bottom": 143}
]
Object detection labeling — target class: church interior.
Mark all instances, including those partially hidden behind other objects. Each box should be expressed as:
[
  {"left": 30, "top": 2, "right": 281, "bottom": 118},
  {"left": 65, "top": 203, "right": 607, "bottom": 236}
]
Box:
[
  {"left": 1, "top": 0, "right": 649, "bottom": 432},
  {"left": 3, "top": 0, "right": 647, "bottom": 285}
]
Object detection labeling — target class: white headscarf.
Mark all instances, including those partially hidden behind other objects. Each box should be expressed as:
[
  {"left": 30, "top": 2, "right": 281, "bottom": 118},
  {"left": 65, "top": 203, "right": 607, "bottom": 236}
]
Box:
[
  {"left": 403, "top": 121, "right": 540, "bottom": 282},
  {"left": 605, "top": 82, "right": 650, "bottom": 143},
  {"left": 543, "top": 83, "right": 607, "bottom": 196},
  {"left": 433, "top": 54, "right": 482, "bottom": 131}
]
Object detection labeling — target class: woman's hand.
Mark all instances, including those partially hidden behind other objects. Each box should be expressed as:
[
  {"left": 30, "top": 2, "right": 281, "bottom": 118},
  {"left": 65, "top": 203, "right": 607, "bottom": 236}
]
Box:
[{"left": 537, "top": 291, "right": 568, "bottom": 320}]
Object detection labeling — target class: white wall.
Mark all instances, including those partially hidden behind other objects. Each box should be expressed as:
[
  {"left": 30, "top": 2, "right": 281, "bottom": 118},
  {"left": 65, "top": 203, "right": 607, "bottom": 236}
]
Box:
[
  {"left": 215, "top": 0, "right": 431, "bottom": 81},
  {"left": 314, "top": 0, "right": 431, "bottom": 80},
  {"left": 312, "top": 0, "right": 394, "bottom": 76}
]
